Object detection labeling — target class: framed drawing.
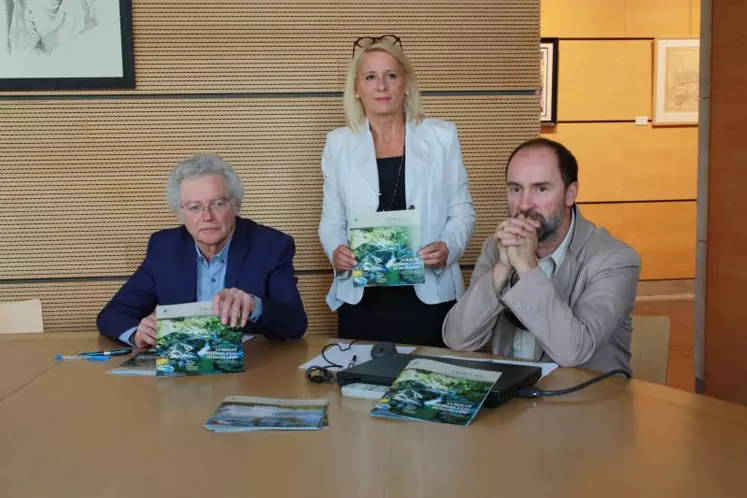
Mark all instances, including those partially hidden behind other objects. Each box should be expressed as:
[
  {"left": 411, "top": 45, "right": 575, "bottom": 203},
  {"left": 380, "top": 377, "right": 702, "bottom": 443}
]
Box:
[
  {"left": 653, "top": 38, "right": 699, "bottom": 126},
  {"left": 540, "top": 38, "right": 558, "bottom": 126},
  {"left": 0, "top": 0, "right": 135, "bottom": 91}
]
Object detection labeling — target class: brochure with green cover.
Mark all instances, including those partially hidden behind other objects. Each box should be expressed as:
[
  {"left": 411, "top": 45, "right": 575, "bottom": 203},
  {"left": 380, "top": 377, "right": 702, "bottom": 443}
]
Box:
[
  {"left": 370, "top": 358, "right": 501, "bottom": 426},
  {"left": 205, "top": 396, "right": 329, "bottom": 432},
  {"left": 155, "top": 301, "right": 244, "bottom": 377},
  {"left": 349, "top": 209, "right": 425, "bottom": 287}
]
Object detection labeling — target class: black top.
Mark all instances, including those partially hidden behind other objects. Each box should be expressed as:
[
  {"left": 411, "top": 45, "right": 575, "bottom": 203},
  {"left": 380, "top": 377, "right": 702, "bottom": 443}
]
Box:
[{"left": 376, "top": 155, "right": 406, "bottom": 212}]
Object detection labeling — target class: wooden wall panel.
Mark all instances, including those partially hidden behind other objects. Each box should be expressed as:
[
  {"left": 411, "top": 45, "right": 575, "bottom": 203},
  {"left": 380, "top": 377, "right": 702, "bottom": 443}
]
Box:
[
  {"left": 704, "top": 0, "right": 747, "bottom": 404},
  {"left": 558, "top": 41, "right": 652, "bottom": 121},
  {"left": 542, "top": 123, "right": 698, "bottom": 202},
  {"left": 691, "top": 0, "right": 701, "bottom": 36},
  {"left": 581, "top": 201, "right": 696, "bottom": 280},
  {"left": 121, "top": 0, "right": 540, "bottom": 93},
  {"left": 0, "top": 96, "right": 538, "bottom": 280},
  {"left": 625, "top": 0, "right": 694, "bottom": 38},
  {"left": 541, "top": 0, "right": 626, "bottom": 37},
  {"left": 541, "top": 0, "right": 699, "bottom": 37},
  {"left": 298, "top": 274, "right": 335, "bottom": 336}
]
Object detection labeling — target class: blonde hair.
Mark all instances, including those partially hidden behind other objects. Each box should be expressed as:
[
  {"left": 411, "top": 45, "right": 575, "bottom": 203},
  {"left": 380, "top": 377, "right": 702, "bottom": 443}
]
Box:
[{"left": 343, "top": 42, "right": 425, "bottom": 132}]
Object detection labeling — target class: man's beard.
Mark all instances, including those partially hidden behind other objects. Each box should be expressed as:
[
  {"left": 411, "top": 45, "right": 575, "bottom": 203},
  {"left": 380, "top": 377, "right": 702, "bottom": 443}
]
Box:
[{"left": 517, "top": 207, "right": 564, "bottom": 242}]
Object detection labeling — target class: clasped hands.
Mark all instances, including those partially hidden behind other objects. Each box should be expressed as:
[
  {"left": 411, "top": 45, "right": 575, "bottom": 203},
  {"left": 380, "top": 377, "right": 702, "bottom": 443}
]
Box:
[
  {"left": 332, "top": 241, "right": 449, "bottom": 273},
  {"left": 132, "top": 288, "right": 255, "bottom": 349},
  {"left": 492, "top": 214, "right": 540, "bottom": 285}
]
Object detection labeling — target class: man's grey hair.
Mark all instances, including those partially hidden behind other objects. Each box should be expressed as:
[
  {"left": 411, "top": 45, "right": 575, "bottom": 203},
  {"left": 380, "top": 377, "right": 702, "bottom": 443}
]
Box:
[{"left": 166, "top": 153, "right": 245, "bottom": 213}]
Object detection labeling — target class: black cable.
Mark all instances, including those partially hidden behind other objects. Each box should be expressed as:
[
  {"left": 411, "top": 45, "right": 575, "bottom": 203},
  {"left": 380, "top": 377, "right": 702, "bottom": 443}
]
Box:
[
  {"left": 517, "top": 369, "right": 631, "bottom": 398},
  {"left": 320, "top": 340, "right": 359, "bottom": 369},
  {"left": 305, "top": 340, "right": 360, "bottom": 383}
]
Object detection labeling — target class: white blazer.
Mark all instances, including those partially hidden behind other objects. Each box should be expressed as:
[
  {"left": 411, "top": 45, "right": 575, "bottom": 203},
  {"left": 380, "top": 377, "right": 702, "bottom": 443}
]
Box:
[{"left": 318, "top": 118, "right": 476, "bottom": 310}]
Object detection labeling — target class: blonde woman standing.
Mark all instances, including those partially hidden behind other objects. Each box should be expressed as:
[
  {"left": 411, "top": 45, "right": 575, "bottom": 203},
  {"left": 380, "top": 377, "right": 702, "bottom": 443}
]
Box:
[{"left": 318, "top": 36, "right": 475, "bottom": 347}]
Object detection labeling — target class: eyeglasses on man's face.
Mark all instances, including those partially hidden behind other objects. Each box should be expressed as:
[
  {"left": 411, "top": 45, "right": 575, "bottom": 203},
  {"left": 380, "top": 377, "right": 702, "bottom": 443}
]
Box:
[
  {"left": 181, "top": 197, "right": 233, "bottom": 216},
  {"left": 352, "top": 35, "right": 403, "bottom": 58}
]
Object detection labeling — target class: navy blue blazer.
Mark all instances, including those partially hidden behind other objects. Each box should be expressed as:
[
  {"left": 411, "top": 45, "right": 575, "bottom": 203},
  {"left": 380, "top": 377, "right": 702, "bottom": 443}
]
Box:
[{"left": 97, "top": 217, "right": 307, "bottom": 343}]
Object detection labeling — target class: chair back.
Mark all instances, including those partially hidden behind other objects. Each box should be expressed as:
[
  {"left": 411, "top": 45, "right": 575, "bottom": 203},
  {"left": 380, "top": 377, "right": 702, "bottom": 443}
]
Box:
[
  {"left": 0, "top": 299, "right": 44, "bottom": 334},
  {"left": 631, "top": 315, "right": 671, "bottom": 384}
]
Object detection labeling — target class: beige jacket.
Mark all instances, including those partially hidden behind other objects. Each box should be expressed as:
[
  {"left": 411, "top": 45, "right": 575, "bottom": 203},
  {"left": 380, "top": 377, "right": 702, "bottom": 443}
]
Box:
[{"left": 442, "top": 207, "right": 641, "bottom": 373}]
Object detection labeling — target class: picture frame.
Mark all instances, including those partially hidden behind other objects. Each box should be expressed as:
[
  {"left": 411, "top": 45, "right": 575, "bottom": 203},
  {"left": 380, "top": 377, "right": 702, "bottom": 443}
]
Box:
[
  {"left": 0, "top": 0, "right": 135, "bottom": 91},
  {"left": 540, "top": 37, "right": 559, "bottom": 127},
  {"left": 652, "top": 38, "right": 700, "bottom": 126}
]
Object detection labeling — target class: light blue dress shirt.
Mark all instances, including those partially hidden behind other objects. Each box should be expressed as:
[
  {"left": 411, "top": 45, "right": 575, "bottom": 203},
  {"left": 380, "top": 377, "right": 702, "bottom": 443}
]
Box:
[{"left": 118, "top": 239, "right": 263, "bottom": 345}]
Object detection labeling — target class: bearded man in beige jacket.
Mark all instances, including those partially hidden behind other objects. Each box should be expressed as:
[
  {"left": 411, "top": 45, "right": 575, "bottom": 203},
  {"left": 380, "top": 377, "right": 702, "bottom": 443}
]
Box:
[{"left": 442, "top": 138, "right": 641, "bottom": 373}]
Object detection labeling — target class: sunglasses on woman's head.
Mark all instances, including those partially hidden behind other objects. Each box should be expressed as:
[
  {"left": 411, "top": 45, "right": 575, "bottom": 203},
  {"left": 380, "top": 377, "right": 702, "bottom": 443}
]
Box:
[{"left": 352, "top": 35, "right": 403, "bottom": 57}]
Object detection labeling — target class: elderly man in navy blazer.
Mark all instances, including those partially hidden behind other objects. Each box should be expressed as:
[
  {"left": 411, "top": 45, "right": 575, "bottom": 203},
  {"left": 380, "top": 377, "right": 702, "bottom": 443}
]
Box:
[{"left": 98, "top": 154, "right": 307, "bottom": 347}]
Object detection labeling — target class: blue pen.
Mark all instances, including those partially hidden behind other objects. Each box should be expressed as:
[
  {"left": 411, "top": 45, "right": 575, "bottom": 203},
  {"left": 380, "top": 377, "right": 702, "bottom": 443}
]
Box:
[
  {"left": 78, "top": 348, "right": 131, "bottom": 357},
  {"left": 55, "top": 354, "right": 111, "bottom": 362}
]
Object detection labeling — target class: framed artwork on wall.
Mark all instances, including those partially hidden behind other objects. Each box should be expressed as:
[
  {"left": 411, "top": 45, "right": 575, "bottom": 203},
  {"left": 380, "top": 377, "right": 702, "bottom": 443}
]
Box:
[
  {"left": 540, "top": 37, "right": 558, "bottom": 126},
  {"left": 0, "top": 0, "right": 135, "bottom": 91},
  {"left": 653, "top": 38, "right": 700, "bottom": 126}
]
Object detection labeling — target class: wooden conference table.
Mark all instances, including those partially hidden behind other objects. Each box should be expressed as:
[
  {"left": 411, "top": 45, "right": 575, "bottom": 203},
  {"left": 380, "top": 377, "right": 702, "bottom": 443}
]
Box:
[{"left": 0, "top": 333, "right": 746, "bottom": 498}]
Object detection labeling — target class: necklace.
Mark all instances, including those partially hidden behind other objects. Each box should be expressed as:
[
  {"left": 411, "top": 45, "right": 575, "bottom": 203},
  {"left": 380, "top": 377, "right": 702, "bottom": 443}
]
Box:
[{"left": 385, "top": 144, "right": 405, "bottom": 211}]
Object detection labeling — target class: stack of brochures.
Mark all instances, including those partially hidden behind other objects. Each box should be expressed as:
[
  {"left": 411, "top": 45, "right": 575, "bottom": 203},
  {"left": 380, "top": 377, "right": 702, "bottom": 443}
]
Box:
[
  {"left": 370, "top": 359, "right": 501, "bottom": 426},
  {"left": 109, "top": 335, "right": 255, "bottom": 377},
  {"left": 205, "top": 396, "right": 329, "bottom": 432},
  {"left": 349, "top": 210, "right": 425, "bottom": 287},
  {"left": 108, "top": 352, "right": 157, "bottom": 376}
]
